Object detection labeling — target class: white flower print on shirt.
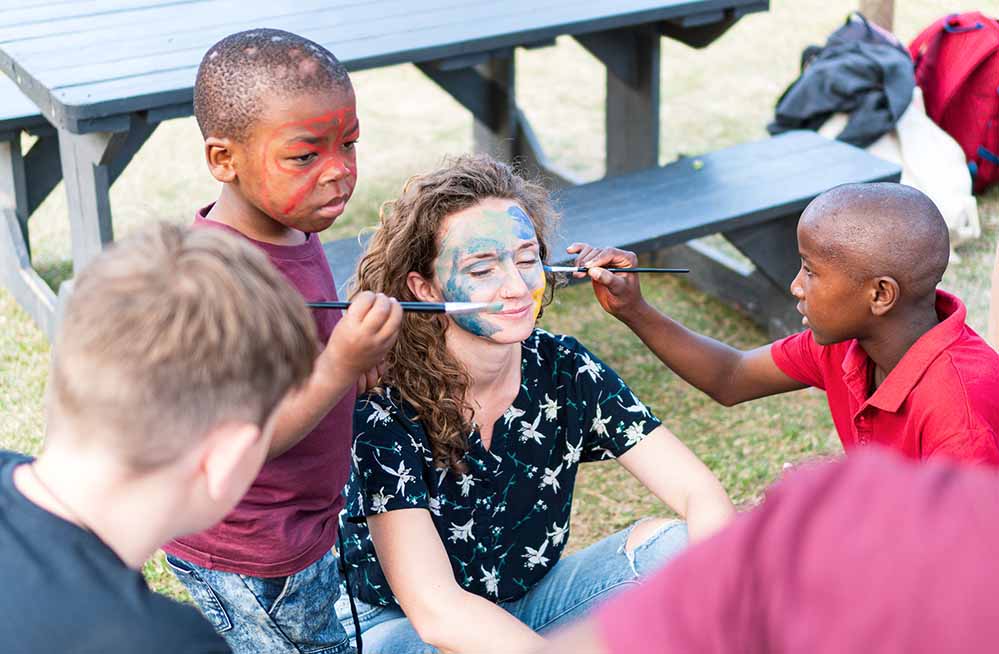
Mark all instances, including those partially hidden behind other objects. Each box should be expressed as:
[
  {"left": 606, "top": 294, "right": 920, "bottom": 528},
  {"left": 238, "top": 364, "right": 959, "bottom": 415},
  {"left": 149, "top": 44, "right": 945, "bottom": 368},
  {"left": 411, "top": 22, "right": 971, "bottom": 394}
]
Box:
[
  {"left": 623, "top": 420, "right": 647, "bottom": 447},
  {"left": 523, "top": 539, "right": 550, "bottom": 570},
  {"left": 576, "top": 352, "right": 604, "bottom": 382},
  {"left": 449, "top": 518, "right": 475, "bottom": 543},
  {"left": 617, "top": 390, "right": 652, "bottom": 418},
  {"left": 366, "top": 401, "right": 393, "bottom": 426},
  {"left": 563, "top": 438, "right": 583, "bottom": 465},
  {"left": 539, "top": 393, "right": 561, "bottom": 422},
  {"left": 590, "top": 404, "right": 611, "bottom": 438},
  {"left": 539, "top": 463, "right": 563, "bottom": 494},
  {"left": 457, "top": 473, "right": 476, "bottom": 497},
  {"left": 370, "top": 487, "right": 394, "bottom": 513},
  {"left": 519, "top": 412, "right": 544, "bottom": 445},
  {"left": 547, "top": 520, "right": 569, "bottom": 546},
  {"left": 377, "top": 458, "right": 416, "bottom": 496},
  {"left": 480, "top": 566, "right": 501, "bottom": 596},
  {"left": 428, "top": 495, "right": 442, "bottom": 516},
  {"left": 502, "top": 406, "right": 526, "bottom": 428}
]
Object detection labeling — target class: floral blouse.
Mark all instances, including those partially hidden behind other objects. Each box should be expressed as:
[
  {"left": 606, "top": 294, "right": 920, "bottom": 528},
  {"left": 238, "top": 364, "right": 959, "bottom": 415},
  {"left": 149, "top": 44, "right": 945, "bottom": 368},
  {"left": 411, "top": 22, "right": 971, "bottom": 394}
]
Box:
[{"left": 340, "top": 329, "right": 661, "bottom": 605}]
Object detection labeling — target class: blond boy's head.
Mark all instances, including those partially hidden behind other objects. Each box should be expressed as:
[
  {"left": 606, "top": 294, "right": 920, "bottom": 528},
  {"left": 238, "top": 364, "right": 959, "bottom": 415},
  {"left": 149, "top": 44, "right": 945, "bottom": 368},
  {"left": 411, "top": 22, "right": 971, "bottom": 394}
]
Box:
[{"left": 48, "top": 223, "right": 316, "bottom": 469}]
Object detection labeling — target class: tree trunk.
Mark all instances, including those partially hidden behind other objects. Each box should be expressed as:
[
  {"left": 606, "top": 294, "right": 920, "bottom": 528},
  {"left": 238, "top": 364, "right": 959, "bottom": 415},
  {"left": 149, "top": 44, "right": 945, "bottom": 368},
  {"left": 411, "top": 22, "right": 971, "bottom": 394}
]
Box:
[{"left": 859, "top": 0, "right": 895, "bottom": 30}]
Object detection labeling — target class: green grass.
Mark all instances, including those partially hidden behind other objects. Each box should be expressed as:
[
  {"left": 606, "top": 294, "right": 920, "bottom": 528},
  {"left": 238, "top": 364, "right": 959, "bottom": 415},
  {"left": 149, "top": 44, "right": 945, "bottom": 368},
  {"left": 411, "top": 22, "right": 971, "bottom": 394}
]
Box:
[{"left": 2, "top": 0, "right": 997, "bottom": 598}]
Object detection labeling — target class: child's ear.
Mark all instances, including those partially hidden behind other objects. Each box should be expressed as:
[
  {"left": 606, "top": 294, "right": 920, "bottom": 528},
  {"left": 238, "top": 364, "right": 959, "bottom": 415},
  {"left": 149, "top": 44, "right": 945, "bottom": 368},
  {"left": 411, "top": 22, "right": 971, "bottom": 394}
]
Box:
[
  {"left": 870, "top": 276, "right": 900, "bottom": 316},
  {"left": 199, "top": 422, "right": 265, "bottom": 503},
  {"left": 205, "top": 137, "right": 237, "bottom": 183},
  {"left": 407, "top": 271, "right": 441, "bottom": 302}
]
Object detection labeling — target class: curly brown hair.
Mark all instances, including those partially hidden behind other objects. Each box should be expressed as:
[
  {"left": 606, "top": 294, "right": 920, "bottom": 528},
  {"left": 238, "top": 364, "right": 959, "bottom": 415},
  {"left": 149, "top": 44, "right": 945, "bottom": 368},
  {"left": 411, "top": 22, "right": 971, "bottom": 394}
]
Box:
[{"left": 351, "top": 154, "right": 560, "bottom": 470}]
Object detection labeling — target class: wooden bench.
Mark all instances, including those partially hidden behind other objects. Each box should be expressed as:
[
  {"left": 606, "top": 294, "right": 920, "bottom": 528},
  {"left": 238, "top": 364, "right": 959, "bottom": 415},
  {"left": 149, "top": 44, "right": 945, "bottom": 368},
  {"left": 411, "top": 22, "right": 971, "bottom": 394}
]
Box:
[
  {"left": 323, "top": 130, "right": 901, "bottom": 336},
  {"left": 0, "top": 75, "right": 64, "bottom": 336}
]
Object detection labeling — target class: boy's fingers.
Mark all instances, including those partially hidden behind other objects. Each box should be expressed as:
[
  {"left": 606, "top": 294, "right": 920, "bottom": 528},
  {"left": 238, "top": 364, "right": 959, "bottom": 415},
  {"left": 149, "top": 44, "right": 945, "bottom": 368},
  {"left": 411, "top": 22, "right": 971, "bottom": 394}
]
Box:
[
  {"left": 588, "top": 267, "right": 627, "bottom": 293},
  {"left": 346, "top": 291, "right": 376, "bottom": 320},
  {"left": 376, "top": 299, "right": 404, "bottom": 342},
  {"left": 566, "top": 242, "right": 589, "bottom": 254},
  {"left": 581, "top": 247, "right": 637, "bottom": 270},
  {"left": 361, "top": 293, "right": 394, "bottom": 329}
]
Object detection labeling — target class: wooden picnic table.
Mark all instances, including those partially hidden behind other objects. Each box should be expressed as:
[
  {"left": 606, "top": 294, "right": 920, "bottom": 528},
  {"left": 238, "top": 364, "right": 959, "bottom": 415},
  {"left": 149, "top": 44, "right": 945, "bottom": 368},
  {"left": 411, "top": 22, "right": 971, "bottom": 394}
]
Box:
[{"left": 0, "top": 0, "right": 767, "bottom": 338}]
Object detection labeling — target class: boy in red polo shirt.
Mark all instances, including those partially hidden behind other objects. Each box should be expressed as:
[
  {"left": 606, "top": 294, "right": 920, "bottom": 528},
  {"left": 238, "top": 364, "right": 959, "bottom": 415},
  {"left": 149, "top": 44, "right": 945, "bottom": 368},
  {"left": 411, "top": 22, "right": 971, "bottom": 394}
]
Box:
[{"left": 569, "top": 183, "right": 999, "bottom": 465}]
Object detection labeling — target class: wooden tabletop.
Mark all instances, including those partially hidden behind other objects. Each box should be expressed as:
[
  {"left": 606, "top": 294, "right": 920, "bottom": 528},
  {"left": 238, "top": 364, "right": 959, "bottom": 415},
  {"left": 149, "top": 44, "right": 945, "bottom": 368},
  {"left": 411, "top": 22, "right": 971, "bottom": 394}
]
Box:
[{"left": 0, "top": 0, "right": 766, "bottom": 133}]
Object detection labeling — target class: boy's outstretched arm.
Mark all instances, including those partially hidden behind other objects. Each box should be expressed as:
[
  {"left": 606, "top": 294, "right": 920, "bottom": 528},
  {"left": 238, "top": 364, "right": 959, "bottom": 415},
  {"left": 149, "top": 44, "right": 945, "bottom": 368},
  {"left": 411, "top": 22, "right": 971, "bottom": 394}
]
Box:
[
  {"left": 268, "top": 291, "right": 403, "bottom": 458},
  {"left": 568, "top": 244, "right": 805, "bottom": 406}
]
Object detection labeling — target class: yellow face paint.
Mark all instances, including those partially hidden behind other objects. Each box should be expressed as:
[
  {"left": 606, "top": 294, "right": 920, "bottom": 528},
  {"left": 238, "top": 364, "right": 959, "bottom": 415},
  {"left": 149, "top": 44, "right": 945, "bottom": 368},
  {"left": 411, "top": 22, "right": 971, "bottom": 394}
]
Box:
[{"left": 531, "top": 274, "right": 546, "bottom": 319}]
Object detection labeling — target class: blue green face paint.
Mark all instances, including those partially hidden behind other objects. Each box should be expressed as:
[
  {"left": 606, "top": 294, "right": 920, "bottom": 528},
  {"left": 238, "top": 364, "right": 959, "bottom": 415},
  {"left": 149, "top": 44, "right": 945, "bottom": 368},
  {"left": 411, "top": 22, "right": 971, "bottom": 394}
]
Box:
[{"left": 435, "top": 200, "right": 545, "bottom": 338}]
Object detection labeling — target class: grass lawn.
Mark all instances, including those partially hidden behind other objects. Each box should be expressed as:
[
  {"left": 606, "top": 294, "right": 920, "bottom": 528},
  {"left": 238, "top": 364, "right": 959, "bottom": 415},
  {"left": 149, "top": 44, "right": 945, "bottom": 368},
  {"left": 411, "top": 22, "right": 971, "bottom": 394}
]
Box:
[{"left": 2, "top": 0, "right": 997, "bottom": 601}]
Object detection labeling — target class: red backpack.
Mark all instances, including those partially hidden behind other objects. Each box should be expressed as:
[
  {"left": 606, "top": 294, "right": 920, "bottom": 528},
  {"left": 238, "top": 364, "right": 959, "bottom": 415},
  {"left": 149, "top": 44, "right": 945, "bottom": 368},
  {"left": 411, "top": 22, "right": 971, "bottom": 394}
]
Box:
[{"left": 909, "top": 12, "right": 999, "bottom": 194}]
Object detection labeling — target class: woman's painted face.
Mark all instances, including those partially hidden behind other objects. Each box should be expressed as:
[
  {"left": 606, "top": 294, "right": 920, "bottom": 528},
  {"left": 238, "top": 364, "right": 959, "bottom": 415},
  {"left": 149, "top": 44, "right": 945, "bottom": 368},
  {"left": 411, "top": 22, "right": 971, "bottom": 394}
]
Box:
[{"left": 434, "top": 197, "right": 546, "bottom": 342}]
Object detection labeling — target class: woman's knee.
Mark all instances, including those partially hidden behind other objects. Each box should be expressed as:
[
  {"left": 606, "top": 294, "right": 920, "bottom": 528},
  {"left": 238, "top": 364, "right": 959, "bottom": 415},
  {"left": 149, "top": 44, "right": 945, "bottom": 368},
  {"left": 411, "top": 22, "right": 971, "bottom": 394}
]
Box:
[
  {"left": 623, "top": 518, "right": 689, "bottom": 577},
  {"left": 624, "top": 518, "right": 680, "bottom": 553}
]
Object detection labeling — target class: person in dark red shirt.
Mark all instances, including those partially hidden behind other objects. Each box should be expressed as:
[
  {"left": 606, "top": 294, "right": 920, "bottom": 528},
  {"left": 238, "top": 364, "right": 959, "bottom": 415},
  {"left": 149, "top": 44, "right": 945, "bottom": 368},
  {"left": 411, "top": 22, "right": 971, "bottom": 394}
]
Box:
[
  {"left": 568, "top": 183, "right": 999, "bottom": 465},
  {"left": 162, "top": 30, "right": 403, "bottom": 654},
  {"left": 542, "top": 446, "right": 999, "bottom": 654}
]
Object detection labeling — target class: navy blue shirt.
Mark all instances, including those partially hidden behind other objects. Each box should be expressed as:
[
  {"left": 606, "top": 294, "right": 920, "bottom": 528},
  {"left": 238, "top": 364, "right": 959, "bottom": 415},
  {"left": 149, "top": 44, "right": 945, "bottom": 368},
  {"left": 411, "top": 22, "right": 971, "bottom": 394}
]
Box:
[
  {"left": 0, "top": 451, "right": 229, "bottom": 653},
  {"left": 341, "top": 330, "right": 661, "bottom": 605}
]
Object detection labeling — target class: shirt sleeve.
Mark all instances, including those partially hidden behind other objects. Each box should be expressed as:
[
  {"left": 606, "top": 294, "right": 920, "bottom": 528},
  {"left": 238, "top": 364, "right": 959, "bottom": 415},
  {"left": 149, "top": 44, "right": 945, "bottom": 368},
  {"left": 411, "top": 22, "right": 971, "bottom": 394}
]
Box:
[
  {"left": 923, "top": 428, "right": 999, "bottom": 466},
  {"left": 351, "top": 392, "right": 432, "bottom": 516},
  {"left": 555, "top": 335, "right": 663, "bottom": 462},
  {"left": 770, "top": 330, "right": 827, "bottom": 390}
]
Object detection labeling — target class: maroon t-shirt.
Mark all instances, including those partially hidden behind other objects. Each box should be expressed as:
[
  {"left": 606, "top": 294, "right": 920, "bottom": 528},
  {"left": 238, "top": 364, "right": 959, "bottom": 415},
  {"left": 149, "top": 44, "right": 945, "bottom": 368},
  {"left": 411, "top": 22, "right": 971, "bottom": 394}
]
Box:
[
  {"left": 771, "top": 290, "right": 999, "bottom": 465},
  {"left": 596, "top": 447, "right": 999, "bottom": 653},
  {"left": 163, "top": 209, "right": 355, "bottom": 577}
]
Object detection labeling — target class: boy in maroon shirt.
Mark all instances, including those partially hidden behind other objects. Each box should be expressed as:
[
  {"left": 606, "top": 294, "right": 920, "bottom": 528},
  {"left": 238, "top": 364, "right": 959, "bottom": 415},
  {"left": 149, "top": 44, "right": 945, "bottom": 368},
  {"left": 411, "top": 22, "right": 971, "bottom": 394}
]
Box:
[
  {"left": 543, "top": 446, "right": 999, "bottom": 654},
  {"left": 570, "top": 183, "right": 999, "bottom": 465},
  {"left": 162, "top": 29, "right": 403, "bottom": 653}
]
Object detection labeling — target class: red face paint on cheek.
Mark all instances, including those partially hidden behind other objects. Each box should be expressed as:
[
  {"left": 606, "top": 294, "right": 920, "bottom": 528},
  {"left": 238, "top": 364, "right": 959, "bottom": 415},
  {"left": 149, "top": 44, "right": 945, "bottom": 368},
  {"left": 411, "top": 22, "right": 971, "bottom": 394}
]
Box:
[{"left": 257, "top": 106, "right": 358, "bottom": 220}]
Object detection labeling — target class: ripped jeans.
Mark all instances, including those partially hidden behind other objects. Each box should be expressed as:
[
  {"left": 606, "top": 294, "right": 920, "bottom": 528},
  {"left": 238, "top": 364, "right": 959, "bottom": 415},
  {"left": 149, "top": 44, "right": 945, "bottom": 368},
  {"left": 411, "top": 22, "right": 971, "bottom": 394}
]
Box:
[
  {"left": 166, "top": 548, "right": 351, "bottom": 654},
  {"left": 333, "top": 519, "right": 688, "bottom": 654}
]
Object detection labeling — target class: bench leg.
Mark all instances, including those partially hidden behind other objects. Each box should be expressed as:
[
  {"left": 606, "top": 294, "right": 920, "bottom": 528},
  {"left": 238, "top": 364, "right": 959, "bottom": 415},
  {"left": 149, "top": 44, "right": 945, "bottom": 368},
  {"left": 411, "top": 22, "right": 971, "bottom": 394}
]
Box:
[
  {"left": 57, "top": 115, "right": 157, "bottom": 276},
  {"left": 418, "top": 56, "right": 580, "bottom": 189},
  {"left": 0, "top": 136, "right": 58, "bottom": 338},
  {"left": 656, "top": 213, "right": 804, "bottom": 339},
  {"left": 575, "top": 26, "right": 661, "bottom": 177},
  {"left": 23, "top": 127, "right": 62, "bottom": 231},
  {"left": 470, "top": 55, "right": 517, "bottom": 162}
]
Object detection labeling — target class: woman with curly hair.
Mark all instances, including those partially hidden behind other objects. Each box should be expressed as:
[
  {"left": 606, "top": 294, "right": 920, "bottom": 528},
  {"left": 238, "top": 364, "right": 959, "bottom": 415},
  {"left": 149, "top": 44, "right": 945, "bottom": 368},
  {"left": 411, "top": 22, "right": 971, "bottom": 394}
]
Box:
[{"left": 336, "top": 154, "right": 734, "bottom": 654}]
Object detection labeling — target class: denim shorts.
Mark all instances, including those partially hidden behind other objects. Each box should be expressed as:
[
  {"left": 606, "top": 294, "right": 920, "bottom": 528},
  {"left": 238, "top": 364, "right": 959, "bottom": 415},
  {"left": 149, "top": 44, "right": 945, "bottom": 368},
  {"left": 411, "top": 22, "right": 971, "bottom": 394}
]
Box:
[
  {"left": 166, "top": 547, "right": 352, "bottom": 654},
  {"left": 333, "top": 519, "right": 688, "bottom": 654}
]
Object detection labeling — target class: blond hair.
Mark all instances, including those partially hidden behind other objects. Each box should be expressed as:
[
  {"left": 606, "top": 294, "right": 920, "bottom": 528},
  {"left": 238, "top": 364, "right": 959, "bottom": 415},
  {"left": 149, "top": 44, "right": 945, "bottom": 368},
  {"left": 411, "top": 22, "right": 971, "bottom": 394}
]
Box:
[
  {"left": 352, "top": 154, "right": 559, "bottom": 470},
  {"left": 48, "top": 223, "right": 317, "bottom": 469}
]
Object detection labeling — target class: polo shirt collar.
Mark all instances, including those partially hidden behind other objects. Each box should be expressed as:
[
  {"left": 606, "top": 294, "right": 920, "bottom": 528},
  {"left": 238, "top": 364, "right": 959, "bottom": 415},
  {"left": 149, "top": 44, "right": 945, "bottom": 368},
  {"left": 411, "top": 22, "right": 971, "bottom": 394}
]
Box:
[{"left": 841, "top": 290, "right": 966, "bottom": 413}]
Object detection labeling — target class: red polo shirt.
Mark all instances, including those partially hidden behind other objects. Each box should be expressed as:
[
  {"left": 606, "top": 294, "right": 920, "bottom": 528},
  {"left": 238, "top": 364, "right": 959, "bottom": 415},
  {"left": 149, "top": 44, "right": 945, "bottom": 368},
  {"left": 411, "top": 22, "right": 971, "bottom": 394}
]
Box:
[{"left": 771, "top": 290, "right": 999, "bottom": 465}]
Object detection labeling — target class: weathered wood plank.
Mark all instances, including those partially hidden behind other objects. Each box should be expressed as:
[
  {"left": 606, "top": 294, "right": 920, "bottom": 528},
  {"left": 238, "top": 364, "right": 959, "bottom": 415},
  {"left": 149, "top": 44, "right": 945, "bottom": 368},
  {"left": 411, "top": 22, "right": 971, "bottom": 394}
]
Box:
[
  {"left": 0, "top": 0, "right": 768, "bottom": 132},
  {"left": 0, "top": 75, "right": 44, "bottom": 129}
]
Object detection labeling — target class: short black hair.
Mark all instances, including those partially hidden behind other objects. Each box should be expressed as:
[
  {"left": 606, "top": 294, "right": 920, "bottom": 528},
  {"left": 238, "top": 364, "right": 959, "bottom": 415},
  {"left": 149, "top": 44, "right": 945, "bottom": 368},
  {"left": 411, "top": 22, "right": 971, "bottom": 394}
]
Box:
[
  {"left": 801, "top": 182, "right": 950, "bottom": 302},
  {"left": 194, "top": 29, "right": 352, "bottom": 142}
]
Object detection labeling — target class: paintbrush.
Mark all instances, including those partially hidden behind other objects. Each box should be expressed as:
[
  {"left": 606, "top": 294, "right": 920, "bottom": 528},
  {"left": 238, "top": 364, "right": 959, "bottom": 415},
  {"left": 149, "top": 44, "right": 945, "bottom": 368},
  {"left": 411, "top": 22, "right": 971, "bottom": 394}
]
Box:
[
  {"left": 307, "top": 301, "right": 503, "bottom": 315},
  {"left": 544, "top": 265, "right": 689, "bottom": 274}
]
